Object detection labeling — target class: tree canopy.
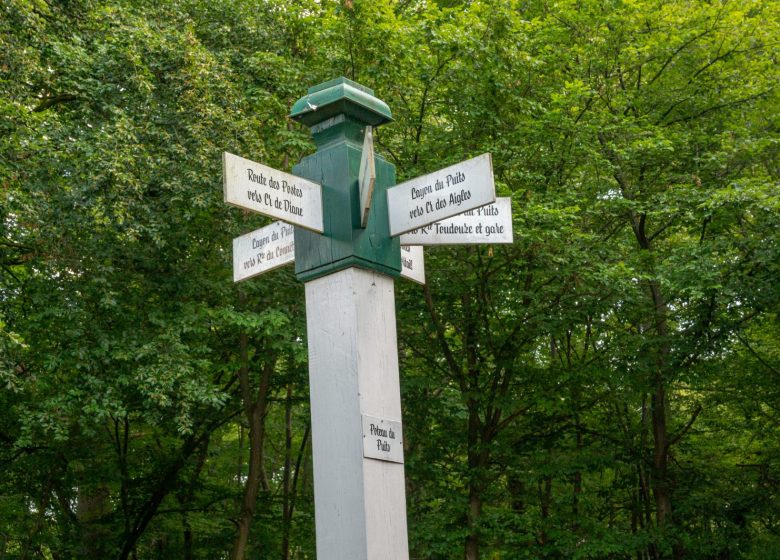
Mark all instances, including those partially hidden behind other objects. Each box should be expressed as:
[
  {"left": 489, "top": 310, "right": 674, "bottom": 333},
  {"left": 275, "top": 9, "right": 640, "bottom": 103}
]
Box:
[{"left": 1, "top": 0, "right": 778, "bottom": 559}]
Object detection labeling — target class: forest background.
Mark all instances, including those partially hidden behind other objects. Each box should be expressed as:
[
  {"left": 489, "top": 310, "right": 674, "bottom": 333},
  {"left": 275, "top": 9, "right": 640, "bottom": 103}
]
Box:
[{"left": 1, "top": 0, "right": 779, "bottom": 559}]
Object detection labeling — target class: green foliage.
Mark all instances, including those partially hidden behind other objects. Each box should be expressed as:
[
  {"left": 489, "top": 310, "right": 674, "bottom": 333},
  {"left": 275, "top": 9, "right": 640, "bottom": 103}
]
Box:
[{"left": 1, "top": 0, "right": 778, "bottom": 558}]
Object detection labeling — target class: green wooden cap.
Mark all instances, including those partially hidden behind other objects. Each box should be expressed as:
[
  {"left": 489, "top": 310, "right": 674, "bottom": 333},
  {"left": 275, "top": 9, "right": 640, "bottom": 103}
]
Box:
[{"left": 290, "top": 77, "right": 393, "bottom": 128}]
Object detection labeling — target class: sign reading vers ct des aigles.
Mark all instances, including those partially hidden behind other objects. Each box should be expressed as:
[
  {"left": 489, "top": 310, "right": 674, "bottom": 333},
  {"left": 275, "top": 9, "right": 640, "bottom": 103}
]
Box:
[
  {"left": 399, "top": 197, "right": 513, "bottom": 245},
  {"left": 223, "top": 152, "right": 324, "bottom": 233},
  {"left": 387, "top": 153, "right": 496, "bottom": 237}
]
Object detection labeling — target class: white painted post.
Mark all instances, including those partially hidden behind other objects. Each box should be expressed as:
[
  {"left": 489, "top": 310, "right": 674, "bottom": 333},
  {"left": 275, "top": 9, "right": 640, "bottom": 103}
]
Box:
[{"left": 304, "top": 267, "right": 409, "bottom": 560}]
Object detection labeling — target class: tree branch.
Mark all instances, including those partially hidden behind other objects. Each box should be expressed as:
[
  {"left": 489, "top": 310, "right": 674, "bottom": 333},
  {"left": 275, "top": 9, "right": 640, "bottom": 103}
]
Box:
[
  {"left": 667, "top": 405, "right": 702, "bottom": 449},
  {"left": 32, "top": 94, "right": 79, "bottom": 112},
  {"left": 664, "top": 88, "right": 774, "bottom": 126}
]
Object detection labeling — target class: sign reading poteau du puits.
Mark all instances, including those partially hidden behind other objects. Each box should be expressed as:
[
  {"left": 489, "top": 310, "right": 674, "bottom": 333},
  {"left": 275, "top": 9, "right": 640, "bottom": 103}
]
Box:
[
  {"left": 361, "top": 414, "right": 403, "bottom": 464},
  {"left": 399, "top": 197, "right": 513, "bottom": 245},
  {"left": 386, "top": 153, "right": 496, "bottom": 237},
  {"left": 233, "top": 221, "right": 295, "bottom": 282},
  {"left": 400, "top": 245, "right": 425, "bottom": 285},
  {"left": 223, "top": 152, "right": 324, "bottom": 233}
]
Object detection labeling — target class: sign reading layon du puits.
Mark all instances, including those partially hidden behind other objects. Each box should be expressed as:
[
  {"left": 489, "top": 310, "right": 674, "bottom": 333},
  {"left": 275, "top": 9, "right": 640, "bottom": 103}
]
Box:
[
  {"left": 387, "top": 153, "right": 496, "bottom": 236},
  {"left": 233, "top": 221, "right": 295, "bottom": 282},
  {"left": 400, "top": 197, "right": 513, "bottom": 245},
  {"left": 361, "top": 414, "right": 403, "bottom": 464},
  {"left": 223, "top": 152, "right": 324, "bottom": 233}
]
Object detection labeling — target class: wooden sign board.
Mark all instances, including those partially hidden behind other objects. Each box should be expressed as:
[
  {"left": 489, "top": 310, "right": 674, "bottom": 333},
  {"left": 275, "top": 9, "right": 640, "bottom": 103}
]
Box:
[
  {"left": 386, "top": 153, "right": 496, "bottom": 236},
  {"left": 358, "top": 126, "right": 376, "bottom": 228},
  {"left": 399, "top": 198, "right": 513, "bottom": 245},
  {"left": 233, "top": 221, "right": 295, "bottom": 282},
  {"left": 223, "top": 152, "right": 324, "bottom": 233},
  {"left": 399, "top": 245, "right": 425, "bottom": 285},
  {"left": 361, "top": 414, "right": 403, "bottom": 464}
]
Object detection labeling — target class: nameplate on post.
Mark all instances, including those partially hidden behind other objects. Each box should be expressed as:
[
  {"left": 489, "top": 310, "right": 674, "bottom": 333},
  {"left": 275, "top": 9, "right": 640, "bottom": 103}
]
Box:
[{"left": 361, "top": 414, "right": 404, "bottom": 464}]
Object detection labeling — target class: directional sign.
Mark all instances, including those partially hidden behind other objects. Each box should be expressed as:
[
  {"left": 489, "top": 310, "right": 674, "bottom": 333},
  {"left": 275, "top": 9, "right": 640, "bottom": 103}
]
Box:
[
  {"left": 399, "top": 245, "right": 425, "bottom": 285},
  {"left": 399, "top": 197, "right": 513, "bottom": 245},
  {"left": 233, "top": 221, "right": 295, "bottom": 282},
  {"left": 386, "top": 153, "right": 495, "bottom": 237},
  {"left": 223, "top": 152, "right": 324, "bottom": 233},
  {"left": 358, "top": 126, "right": 376, "bottom": 227}
]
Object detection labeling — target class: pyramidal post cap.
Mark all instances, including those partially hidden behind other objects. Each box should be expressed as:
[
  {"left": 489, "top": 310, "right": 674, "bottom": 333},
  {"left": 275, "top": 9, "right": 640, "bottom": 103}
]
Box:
[{"left": 290, "top": 77, "right": 393, "bottom": 128}]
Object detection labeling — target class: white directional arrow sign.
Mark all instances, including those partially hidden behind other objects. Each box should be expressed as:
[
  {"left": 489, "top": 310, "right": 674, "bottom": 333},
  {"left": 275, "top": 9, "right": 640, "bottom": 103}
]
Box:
[
  {"left": 233, "top": 221, "right": 296, "bottom": 282},
  {"left": 358, "top": 126, "right": 376, "bottom": 228},
  {"left": 386, "top": 153, "right": 495, "bottom": 237},
  {"left": 399, "top": 245, "right": 425, "bottom": 285},
  {"left": 223, "top": 151, "right": 324, "bottom": 233},
  {"left": 399, "top": 197, "right": 513, "bottom": 245}
]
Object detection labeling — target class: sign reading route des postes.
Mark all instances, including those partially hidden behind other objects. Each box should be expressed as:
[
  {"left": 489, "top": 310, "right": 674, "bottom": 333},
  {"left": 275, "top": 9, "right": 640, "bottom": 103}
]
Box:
[
  {"left": 386, "top": 153, "right": 496, "bottom": 237},
  {"left": 223, "top": 152, "right": 324, "bottom": 233}
]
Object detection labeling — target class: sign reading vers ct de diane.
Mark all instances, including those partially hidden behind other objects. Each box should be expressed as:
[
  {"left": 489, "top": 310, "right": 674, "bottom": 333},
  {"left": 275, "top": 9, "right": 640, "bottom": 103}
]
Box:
[{"left": 223, "top": 152, "right": 324, "bottom": 233}]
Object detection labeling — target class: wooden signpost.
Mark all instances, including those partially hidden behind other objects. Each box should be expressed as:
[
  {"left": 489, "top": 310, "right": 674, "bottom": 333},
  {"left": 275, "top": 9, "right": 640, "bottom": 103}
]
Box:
[{"left": 223, "top": 77, "right": 513, "bottom": 559}]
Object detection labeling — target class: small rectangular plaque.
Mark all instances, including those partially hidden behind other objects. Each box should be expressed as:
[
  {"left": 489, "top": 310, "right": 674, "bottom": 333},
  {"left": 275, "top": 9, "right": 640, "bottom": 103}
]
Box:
[
  {"left": 232, "top": 221, "right": 295, "bottom": 282},
  {"left": 399, "top": 198, "right": 513, "bottom": 245},
  {"left": 386, "top": 153, "right": 496, "bottom": 236},
  {"left": 223, "top": 151, "right": 324, "bottom": 232},
  {"left": 361, "top": 414, "right": 403, "bottom": 464},
  {"left": 399, "top": 245, "right": 425, "bottom": 285}
]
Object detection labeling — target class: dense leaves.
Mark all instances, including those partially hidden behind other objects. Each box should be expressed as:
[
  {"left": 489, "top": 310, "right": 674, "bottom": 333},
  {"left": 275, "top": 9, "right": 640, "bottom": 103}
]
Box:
[{"left": 1, "top": 0, "right": 778, "bottom": 558}]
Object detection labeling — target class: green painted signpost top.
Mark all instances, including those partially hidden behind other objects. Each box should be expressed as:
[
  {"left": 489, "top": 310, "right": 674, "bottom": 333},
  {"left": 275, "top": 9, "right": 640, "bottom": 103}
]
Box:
[
  {"left": 291, "top": 77, "right": 401, "bottom": 283},
  {"left": 290, "top": 77, "right": 393, "bottom": 128}
]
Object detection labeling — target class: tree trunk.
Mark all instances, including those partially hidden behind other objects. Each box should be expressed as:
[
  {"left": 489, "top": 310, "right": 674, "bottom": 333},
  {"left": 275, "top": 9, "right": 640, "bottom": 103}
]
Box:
[
  {"left": 230, "top": 330, "right": 273, "bottom": 560},
  {"left": 465, "top": 410, "right": 485, "bottom": 560},
  {"left": 464, "top": 482, "right": 483, "bottom": 560},
  {"left": 115, "top": 424, "right": 219, "bottom": 560},
  {"left": 651, "top": 377, "right": 672, "bottom": 528},
  {"left": 282, "top": 389, "right": 311, "bottom": 560},
  {"left": 281, "top": 383, "right": 293, "bottom": 560},
  {"left": 76, "top": 484, "right": 111, "bottom": 559},
  {"left": 537, "top": 476, "right": 552, "bottom": 547}
]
